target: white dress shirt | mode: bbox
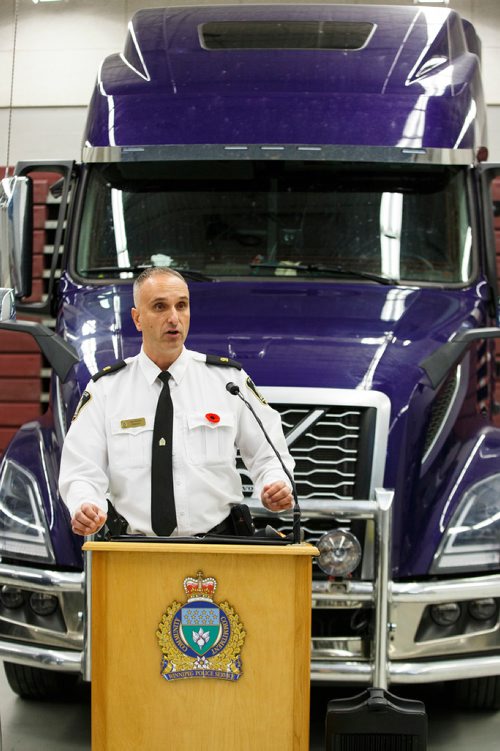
[59,347,294,536]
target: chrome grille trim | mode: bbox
[243,386,391,503]
[282,408,326,444]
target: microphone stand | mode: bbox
[226,382,302,544]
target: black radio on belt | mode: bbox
[104,501,129,538]
[229,504,256,536]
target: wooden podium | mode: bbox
[84,541,317,751]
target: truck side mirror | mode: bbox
[0,175,33,299]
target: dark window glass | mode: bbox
[76,161,472,286]
[201,21,374,51]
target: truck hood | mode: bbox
[190,283,487,411]
[61,278,486,416]
[60,277,490,577]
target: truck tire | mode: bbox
[452,676,500,710]
[3,662,80,701]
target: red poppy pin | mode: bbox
[205,413,220,424]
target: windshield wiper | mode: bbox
[82,265,148,275]
[305,264,396,285]
[179,269,214,282]
[249,262,396,285]
[80,266,214,281]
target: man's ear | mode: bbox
[131,307,142,331]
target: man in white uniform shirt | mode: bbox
[59,267,294,537]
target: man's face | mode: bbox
[131,274,190,368]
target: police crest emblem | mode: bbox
[156,571,246,682]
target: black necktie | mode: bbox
[151,371,177,535]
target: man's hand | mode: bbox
[261,481,293,512]
[71,503,107,536]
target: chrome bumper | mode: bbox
[0,629,497,684]
[0,563,83,593]
[0,642,82,672]
[298,491,500,686]
[0,562,84,674]
[0,501,498,686]
[312,573,500,606]
[311,573,500,685]
[311,654,500,684]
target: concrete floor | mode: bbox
[0,663,499,750]
[0,664,90,750]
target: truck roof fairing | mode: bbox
[82,4,485,159]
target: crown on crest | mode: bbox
[183,571,217,601]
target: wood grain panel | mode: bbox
[86,542,316,751]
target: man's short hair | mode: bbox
[133,267,186,306]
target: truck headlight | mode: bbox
[431,475,500,574]
[0,459,55,563]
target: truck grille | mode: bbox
[238,403,376,502]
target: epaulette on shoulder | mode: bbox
[205,354,242,370]
[91,360,127,382]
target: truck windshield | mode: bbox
[76,161,472,285]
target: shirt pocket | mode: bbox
[108,414,154,470]
[184,412,235,466]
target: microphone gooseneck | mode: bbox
[226,381,302,544]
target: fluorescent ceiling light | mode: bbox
[413,0,449,5]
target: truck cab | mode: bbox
[0,4,499,707]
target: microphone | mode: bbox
[226,381,302,544]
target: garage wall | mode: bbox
[0,0,500,163]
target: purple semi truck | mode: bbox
[0,4,499,707]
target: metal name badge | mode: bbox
[156,571,246,682]
[120,417,146,429]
